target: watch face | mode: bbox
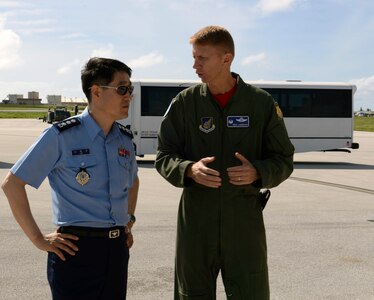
[129,214,136,223]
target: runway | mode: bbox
[0,119,373,300]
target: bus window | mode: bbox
[141,86,187,116]
[264,88,352,118]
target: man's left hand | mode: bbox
[227,152,260,185]
[125,225,134,248]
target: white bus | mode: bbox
[119,79,359,156]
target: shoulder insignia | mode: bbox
[274,102,283,119]
[53,118,81,132]
[116,123,134,139]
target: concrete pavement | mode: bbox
[0,119,373,300]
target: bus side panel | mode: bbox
[285,118,353,152]
[139,116,163,155]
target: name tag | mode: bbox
[227,116,249,128]
[72,149,90,155]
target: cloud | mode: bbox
[57,59,82,75]
[91,44,114,58]
[128,52,165,69]
[241,53,266,66]
[351,75,374,96]
[255,0,297,15]
[60,32,86,40]
[0,1,22,8]
[0,17,22,69]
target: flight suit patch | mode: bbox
[227,116,249,128]
[275,102,283,119]
[199,117,215,133]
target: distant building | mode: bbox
[1,92,42,105]
[62,97,88,106]
[16,91,42,105]
[2,92,87,106]
[47,95,62,105]
[355,111,374,117]
[7,94,23,104]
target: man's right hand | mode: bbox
[186,156,221,188]
[34,230,79,261]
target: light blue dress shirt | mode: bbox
[11,108,138,228]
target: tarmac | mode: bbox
[0,119,373,300]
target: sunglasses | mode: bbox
[98,85,134,95]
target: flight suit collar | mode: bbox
[200,72,242,97]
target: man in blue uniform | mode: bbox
[1,57,139,300]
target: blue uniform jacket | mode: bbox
[11,108,138,228]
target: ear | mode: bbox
[224,53,233,65]
[90,85,101,99]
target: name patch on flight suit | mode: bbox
[199,117,215,133]
[227,116,249,128]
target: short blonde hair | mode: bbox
[189,25,235,56]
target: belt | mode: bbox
[58,226,125,239]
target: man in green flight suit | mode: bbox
[155,25,295,300]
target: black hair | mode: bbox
[81,57,132,102]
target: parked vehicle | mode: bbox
[47,107,71,123]
[118,79,359,156]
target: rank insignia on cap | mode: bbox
[76,168,90,186]
[275,102,283,119]
[199,117,215,133]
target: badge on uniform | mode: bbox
[227,116,249,128]
[76,168,90,186]
[275,102,283,119]
[118,147,130,158]
[72,148,90,156]
[199,117,215,133]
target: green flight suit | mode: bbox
[155,74,294,300]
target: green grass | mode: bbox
[354,116,374,132]
[0,112,47,119]
[0,104,48,110]
[0,104,85,119]
[1,105,374,132]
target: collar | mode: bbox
[80,107,103,141]
[81,108,123,142]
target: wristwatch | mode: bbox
[128,214,136,224]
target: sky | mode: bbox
[0,0,373,110]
